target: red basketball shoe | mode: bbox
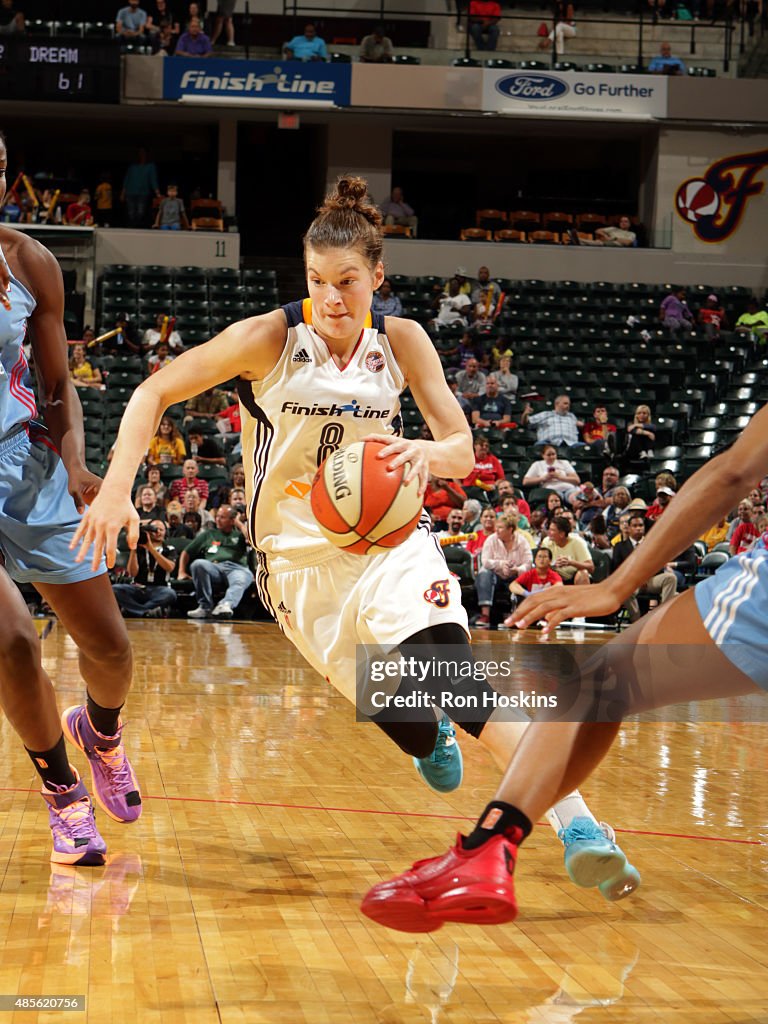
[361,832,520,933]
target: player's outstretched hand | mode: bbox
[67,467,103,515]
[365,435,429,496]
[508,578,625,631]
[70,487,140,571]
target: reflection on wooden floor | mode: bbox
[0,619,766,1023]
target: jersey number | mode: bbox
[316,423,345,466]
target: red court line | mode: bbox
[2,786,765,846]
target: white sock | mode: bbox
[546,790,599,837]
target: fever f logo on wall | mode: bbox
[675,148,768,243]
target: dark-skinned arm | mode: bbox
[21,238,101,513]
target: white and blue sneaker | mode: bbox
[413,716,463,793]
[559,816,641,902]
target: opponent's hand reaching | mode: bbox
[70,486,140,571]
[67,466,103,516]
[366,435,430,497]
[508,577,626,631]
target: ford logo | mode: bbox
[495,73,570,101]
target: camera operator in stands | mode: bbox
[112,520,178,618]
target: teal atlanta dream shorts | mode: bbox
[694,535,768,690]
[0,426,105,584]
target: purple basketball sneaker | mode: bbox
[41,770,107,866]
[61,706,142,823]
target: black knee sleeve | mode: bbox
[397,623,497,739]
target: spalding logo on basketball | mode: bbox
[311,438,422,555]
[675,179,720,224]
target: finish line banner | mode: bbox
[163,58,351,106]
[482,69,668,119]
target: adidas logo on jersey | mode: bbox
[292,348,312,364]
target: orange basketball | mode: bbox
[310,438,423,555]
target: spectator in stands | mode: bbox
[182,487,213,528]
[210,0,235,47]
[283,23,328,61]
[648,41,686,75]
[169,458,209,507]
[179,505,252,619]
[659,287,694,339]
[466,506,495,559]
[379,187,418,236]
[471,374,514,431]
[0,0,25,34]
[435,508,468,545]
[143,312,183,353]
[494,351,518,400]
[456,332,487,370]
[729,500,760,554]
[69,343,102,389]
[65,191,94,227]
[697,293,727,340]
[93,173,113,226]
[504,547,563,625]
[186,427,226,466]
[622,404,656,465]
[601,464,621,498]
[360,25,394,62]
[185,386,230,424]
[112,519,177,619]
[147,415,186,465]
[523,444,581,501]
[462,436,505,496]
[538,0,576,54]
[570,480,604,527]
[424,474,467,531]
[116,0,148,44]
[726,498,754,541]
[699,515,729,551]
[147,340,175,374]
[605,485,631,537]
[462,498,483,534]
[521,394,583,447]
[209,462,245,508]
[152,18,177,54]
[645,485,675,527]
[165,500,191,538]
[101,312,141,356]
[183,510,203,536]
[570,216,636,247]
[581,405,617,455]
[612,513,677,622]
[469,0,501,49]
[153,184,190,230]
[175,16,213,55]
[147,0,180,36]
[734,298,768,342]
[371,278,403,317]
[542,491,563,523]
[455,356,486,400]
[136,484,165,525]
[585,513,612,550]
[121,148,160,228]
[140,464,167,508]
[495,478,531,519]
[473,514,532,627]
[542,515,593,587]
[216,400,241,438]
[471,266,503,329]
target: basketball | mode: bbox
[675,178,719,223]
[311,438,423,555]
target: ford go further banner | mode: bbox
[482,69,668,119]
[163,58,351,106]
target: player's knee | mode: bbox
[371,715,438,758]
[0,625,42,682]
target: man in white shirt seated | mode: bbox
[142,312,183,353]
[472,514,533,628]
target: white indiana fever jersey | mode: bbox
[236,299,408,573]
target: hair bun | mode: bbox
[319,175,383,229]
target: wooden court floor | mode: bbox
[0,619,766,1024]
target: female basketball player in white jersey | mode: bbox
[363,405,768,932]
[0,132,141,868]
[73,176,638,899]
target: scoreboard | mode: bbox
[0,37,120,103]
